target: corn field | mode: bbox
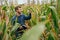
[0,0,60,40]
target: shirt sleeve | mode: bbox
[24,13,31,20]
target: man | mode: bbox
[11,6,31,38]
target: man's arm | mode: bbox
[24,10,32,20]
[24,13,31,20]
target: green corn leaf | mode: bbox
[48,33,55,40]
[11,23,20,34]
[47,31,57,40]
[49,6,59,33]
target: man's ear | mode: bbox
[16,10,18,12]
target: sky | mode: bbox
[18,0,51,4]
[18,0,41,4]
[18,0,27,4]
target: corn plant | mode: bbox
[0,0,59,40]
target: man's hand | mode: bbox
[27,10,32,14]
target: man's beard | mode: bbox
[18,12,21,14]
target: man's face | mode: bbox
[16,7,23,13]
